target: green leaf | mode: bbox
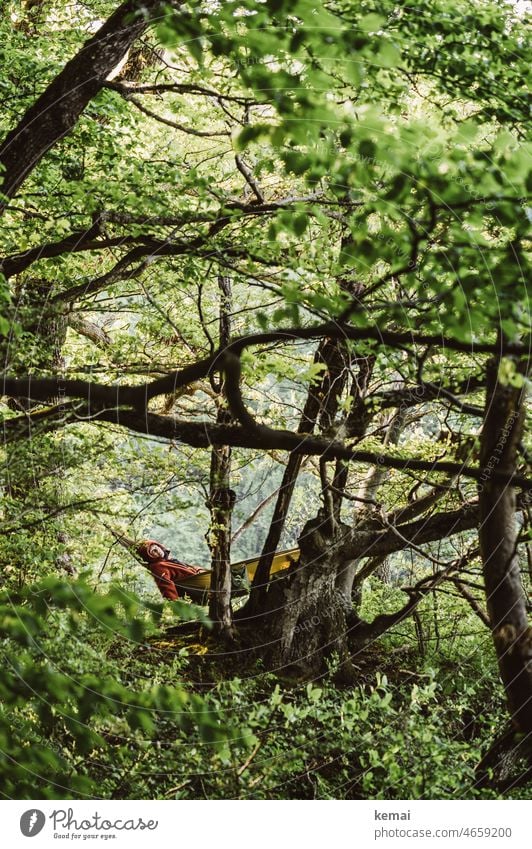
[376,41,401,69]
[358,14,386,34]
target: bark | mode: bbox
[374,558,391,585]
[331,355,375,521]
[475,725,532,789]
[68,315,112,348]
[478,357,532,734]
[3,278,69,414]
[206,277,235,638]
[0,0,170,209]
[207,451,235,636]
[255,512,357,680]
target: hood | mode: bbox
[137,539,171,563]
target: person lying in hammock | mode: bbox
[137,539,207,602]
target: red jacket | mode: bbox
[137,540,204,601]
[147,559,204,601]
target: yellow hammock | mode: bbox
[105,524,299,592]
[177,547,300,592]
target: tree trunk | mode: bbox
[207,439,235,637]
[253,498,483,677]
[247,337,349,613]
[478,356,532,734]
[256,512,357,680]
[206,277,235,638]
[3,281,72,579]
[335,402,405,608]
[0,0,164,208]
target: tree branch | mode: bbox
[49,219,228,303]
[3,403,529,491]
[342,501,481,561]
[103,79,252,106]
[68,315,112,348]
[447,577,490,628]
[234,155,265,203]
[128,96,230,137]
[373,374,485,416]
[351,557,463,644]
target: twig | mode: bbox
[237,740,263,777]
[234,154,264,203]
[129,96,230,137]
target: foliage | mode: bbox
[0,575,235,798]
[0,0,530,800]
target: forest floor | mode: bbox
[137,624,421,692]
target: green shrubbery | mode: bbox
[0,577,232,798]
[1,570,529,800]
[153,672,498,801]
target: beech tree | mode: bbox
[1,0,530,771]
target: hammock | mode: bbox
[104,523,299,593]
[173,547,300,592]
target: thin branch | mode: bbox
[103,79,253,106]
[231,487,282,544]
[50,218,228,303]
[128,96,230,137]
[234,155,264,203]
[352,554,465,644]
[447,576,490,627]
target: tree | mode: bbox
[1,0,530,765]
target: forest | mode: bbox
[0,0,531,800]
